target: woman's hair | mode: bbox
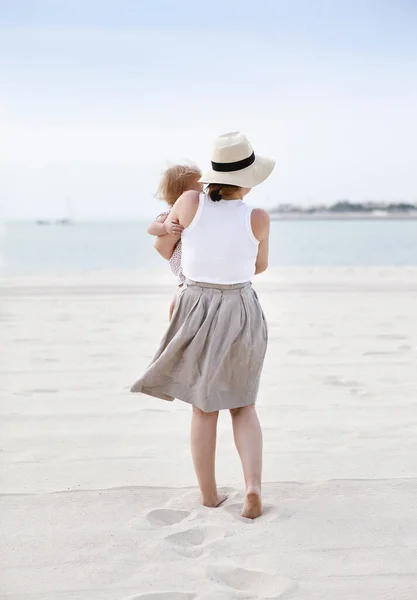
[157,164,201,206]
[206,183,241,202]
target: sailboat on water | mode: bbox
[36,198,74,225]
[55,197,73,225]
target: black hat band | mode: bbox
[211,151,255,173]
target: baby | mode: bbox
[148,164,202,318]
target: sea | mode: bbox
[1,219,417,274]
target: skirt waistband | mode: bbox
[185,278,251,291]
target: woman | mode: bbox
[131,132,274,519]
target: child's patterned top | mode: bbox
[159,211,185,285]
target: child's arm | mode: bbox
[154,203,182,259]
[147,213,168,236]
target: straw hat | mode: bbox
[199,131,275,188]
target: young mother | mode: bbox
[131,132,274,519]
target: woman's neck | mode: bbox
[223,193,243,201]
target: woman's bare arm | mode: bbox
[147,213,168,236]
[251,209,270,275]
[154,191,200,260]
[154,233,181,259]
[153,202,181,259]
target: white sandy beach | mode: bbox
[1,267,417,600]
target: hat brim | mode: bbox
[199,155,275,188]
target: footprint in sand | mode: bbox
[165,526,227,556]
[285,348,312,356]
[323,375,361,388]
[207,566,297,598]
[363,350,402,356]
[129,593,195,600]
[219,486,240,498]
[24,388,60,395]
[198,595,246,600]
[146,508,191,528]
[375,333,407,340]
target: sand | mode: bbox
[1,267,417,599]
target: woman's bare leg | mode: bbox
[230,404,263,519]
[191,407,227,507]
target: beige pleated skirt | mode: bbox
[130,279,268,412]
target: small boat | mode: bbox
[55,197,73,225]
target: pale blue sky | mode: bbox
[1,0,416,218]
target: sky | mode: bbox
[0,0,416,219]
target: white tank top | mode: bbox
[181,193,259,284]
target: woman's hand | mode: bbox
[164,219,184,236]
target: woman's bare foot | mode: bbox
[201,492,228,508]
[242,486,262,519]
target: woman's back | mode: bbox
[181,193,259,284]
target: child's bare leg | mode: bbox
[169,293,176,320]
[191,406,227,507]
[169,285,182,320]
[230,404,263,519]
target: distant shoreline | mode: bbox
[269,212,417,221]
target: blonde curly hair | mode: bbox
[157,164,202,206]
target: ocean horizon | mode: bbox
[1,219,417,274]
